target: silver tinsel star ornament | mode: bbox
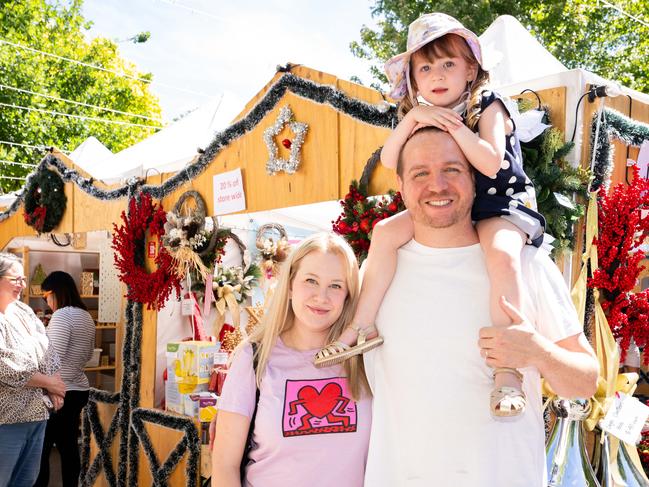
[263,105,308,175]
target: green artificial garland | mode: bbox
[22,167,67,233]
[519,101,590,256]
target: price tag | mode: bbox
[148,241,157,258]
[181,298,194,316]
[600,393,649,445]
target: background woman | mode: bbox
[211,233,371,487]
[0,252,64,487]
[34,271,96,487]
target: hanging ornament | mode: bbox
[162,190,217,280]
[545,398,599,486]
[255,223,290,282]
[263,105,308,175]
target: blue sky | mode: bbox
[81,0,379,124]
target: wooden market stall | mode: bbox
[0,61,647,486]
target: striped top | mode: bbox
[46,306,95,391]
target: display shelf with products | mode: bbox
[9,244,123,392]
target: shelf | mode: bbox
[80,294,100,298]
[96,325,117,329]
[84,365,115,371]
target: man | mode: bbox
[363,127,598,486]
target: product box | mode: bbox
[165,380,209,415]
[166,341,220,384]
[183,392,218,422]
[80,272,94,296]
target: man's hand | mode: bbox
[478,297,549,369]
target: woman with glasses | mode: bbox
[34,271,96,487]
[0,252,64,487]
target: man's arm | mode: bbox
[479,297,599,399]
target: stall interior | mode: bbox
[5,230,124,391]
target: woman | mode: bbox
[34,271,96,487]
[211,233,371,487]
[0,252,64,487]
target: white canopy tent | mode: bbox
[481,15,649,167]
[67,136,113,176]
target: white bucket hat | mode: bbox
[384,13,483,101]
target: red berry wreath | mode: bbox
[112,193,182,310]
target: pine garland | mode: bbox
[520,105,589,256]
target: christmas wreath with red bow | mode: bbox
[112,193,182,310]
[23,167,67,233]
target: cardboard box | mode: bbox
[183,392,218,422]
[166,341,220,384]
[80,272,94,296]
[85,348,102,368]
[165,380,208,415]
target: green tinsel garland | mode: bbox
[22,167,67,233]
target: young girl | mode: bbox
[212,233,371,486]
[315,13,546,418]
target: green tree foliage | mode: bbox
[0,0,163,192]
[351,0,649,93]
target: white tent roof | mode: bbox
[67,136,113,176]
[479,15,568,88]
[90,96,238,183]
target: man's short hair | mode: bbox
[396,126,446,178]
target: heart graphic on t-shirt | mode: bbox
[296,383,344,418]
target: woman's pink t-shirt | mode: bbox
[218,338,372,487]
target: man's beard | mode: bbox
[406,192,472,229]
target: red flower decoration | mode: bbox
[112,193,182,311]
[332,180,405,263]
[281,138,292,149]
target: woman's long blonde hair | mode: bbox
[241,232,368,400]
[397,33,489,131]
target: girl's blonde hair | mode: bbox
[397,33,490,131]
[241,232,368,400]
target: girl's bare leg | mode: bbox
[329,211,413,347]
[476,217,526,415]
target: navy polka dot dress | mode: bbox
[471,91,546,247]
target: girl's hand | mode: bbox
[407,105,464,133]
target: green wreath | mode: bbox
[23,167,67,233]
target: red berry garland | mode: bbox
[588,166,649,362]
[112,193,182,311]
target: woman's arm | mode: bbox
[448,102,511,178]
[45,310,71,364]
[26,371,66,397]
[211,410,251,487]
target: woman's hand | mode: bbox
[51,394,64,411]
[46,372,66,397]
[27,371,66,397]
